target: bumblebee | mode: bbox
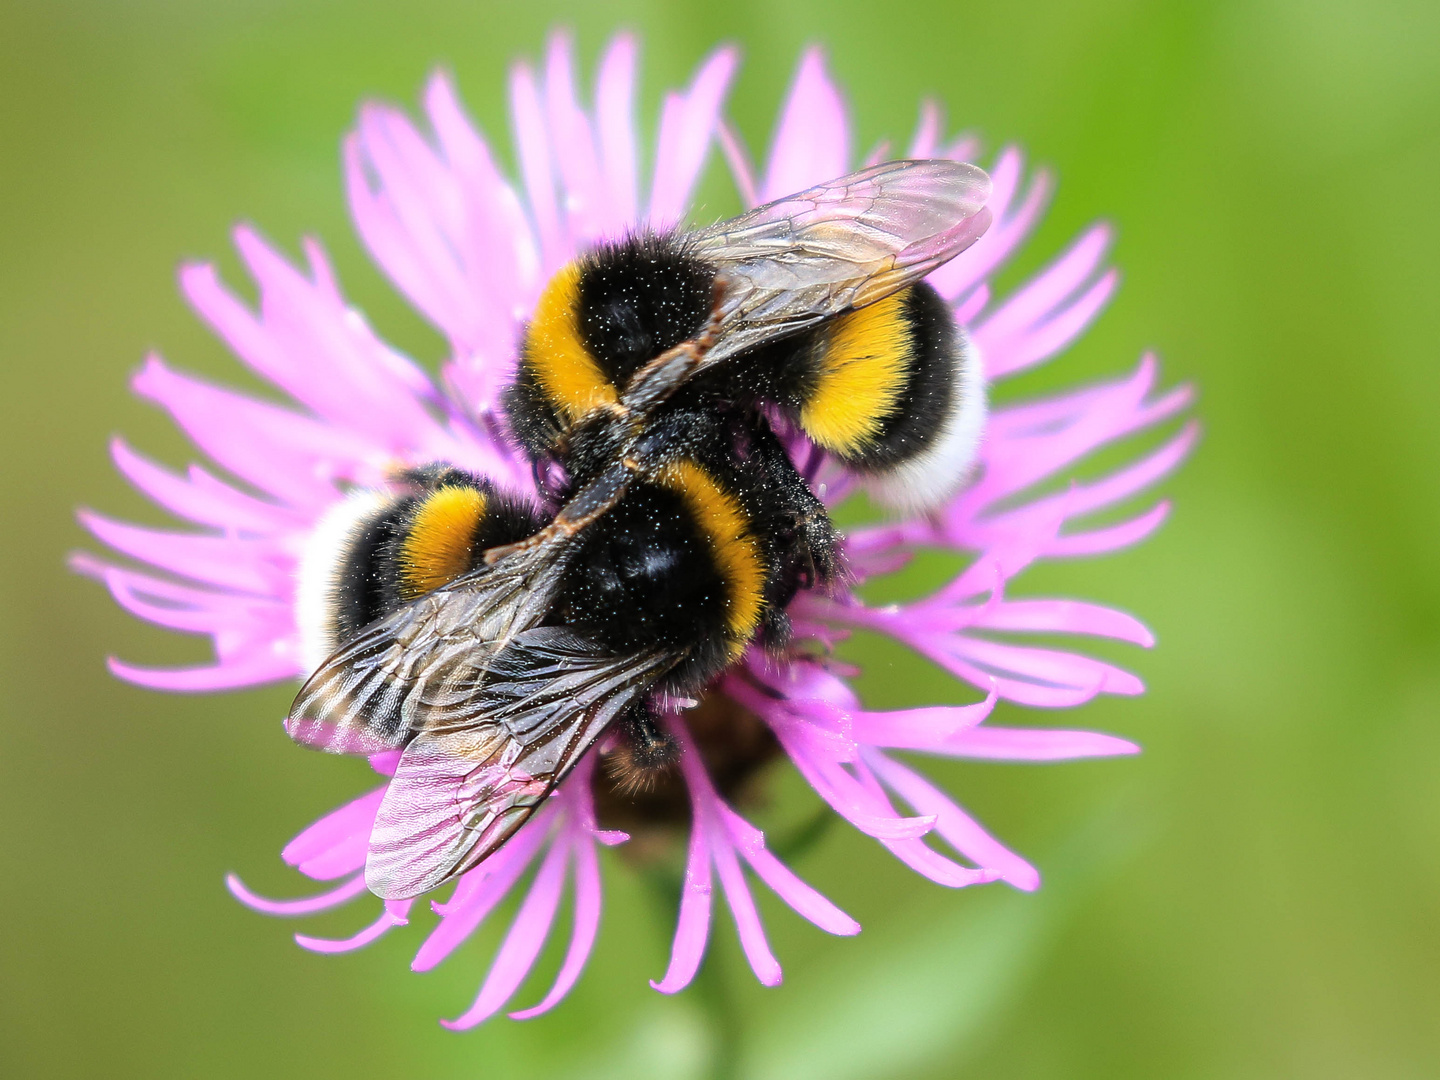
[288,159,993,899]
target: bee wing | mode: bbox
[688,159,993,363]
[285,538,570,756]
[364,627,676,899]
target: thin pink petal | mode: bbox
[595,33,640,226]
[849,693,999,751]
[717,118,759,208]
[107,650,299,692]
[974,225,1112,343]
[982,271,1119,380]
[941,726,1140,761]
[1047,503,1172,557]
[131,355,368,509]
[76,556,283,640]
[509,830,602,1020]
[838,756,999,888]
[411,815,551,972]
[931,151,1051,300]
[950,637,1145,698]
[711,819,782,986]
[110,439,294,534]
[509,61,563,270]
[345,130,473,351]
[907,100,942,158]
[648,47,738,226]
[225,871,369,917]
[865,750,1040,890]
[442,834,570,1029]
[78,510,281,595]
[543,32,607,244]
[281,786,386,880]
[761,47,851,200]
[420,72,539,361]
[971,599,1154,646]
[722,806,859,937]
[296,898,413,954]
[651,799,714,994]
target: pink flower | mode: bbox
[75,32,1193,1026]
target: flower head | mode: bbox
[76,32,1193,1026]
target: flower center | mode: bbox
[592,691,780,838]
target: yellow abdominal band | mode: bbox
[524,261,619,422]
[657,461,766,656]
[799,291,911,455]
[398,486,487,599]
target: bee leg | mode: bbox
[605,703,680,795]
[744,415,845,588]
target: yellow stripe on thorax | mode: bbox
[799,291,912,454]
[657,461,765,656]
[398,486,487,599]
[524,261,618,423]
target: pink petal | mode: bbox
[443,834,570,1029]
[131,355,368,509]
[1052,422,1199,523]
[110,439,295,534]
[183,233,444,454]
[953,282,990,325]
[225,871,369,916]
[760,48,851,201]
[509,830,602,1019]
[954,637,1143,695]
[907,100,942,158]
[973,225,1111,344]
[648,47,738,226]
[941,726,1140,761]
[650,801,714,994]
[721,805,859,936]
[411,814,552,972]
[847,758,999,888]
[420,72,539,366]
[877,832,999,887]
[296,898,413,954]
[864,750,1040,890]
[595,33,640,226]
[982,271,1119,380]
[344,125,475,352]
[543,32,607,244]
[710,817,782,987]
[509,61,564,270]
[74,555,283,640]
[769,722,937,840]
[78,510,281,595]
[970,599,1154,646]
[107,649,300,692]
[1047,503,1172,557]
[931,150,1051,301]
[717,119,759,208]
[281,786,386,880]
[849,693,999,751]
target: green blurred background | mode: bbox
[3,0,1439,1076]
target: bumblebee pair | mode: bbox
[289,159,993,899]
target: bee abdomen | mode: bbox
[505,234,716,458]
[791,282,986,513]
[295,468,545,673]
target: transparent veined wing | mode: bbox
[284,536,573,756]
[364,627,677,899]
[687,159,992,364]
